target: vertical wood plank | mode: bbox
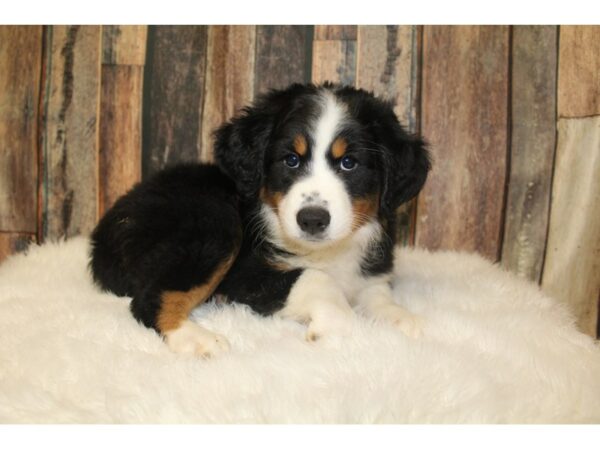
[200,25,256,162]
[312,25,357,86]
[255,26,311,95]
[416,26,510,261]
[99,26,146,214]
[501,26,558,281]
[558,26,600,118]
[314,26,357,40]
[0,232,34,264]
[41,25,102,240]
[142,26,208,176]
[356,25,421,245]
[541,117,600,337]
[0,26,42,233]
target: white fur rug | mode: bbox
[0,238,599,424]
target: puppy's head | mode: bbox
[214,83,430,251]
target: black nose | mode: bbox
[296,207,331,235]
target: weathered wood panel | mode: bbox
[356,25,421,246]
[312,26,357,86]
[0,232,34,264]
[314,26,357,40]
[0,26,42,233]
[501,26,558,281]
[41,25,101,240]
[558,26,600,118]
[541,117,600,337]
[255,26,311,95]
[416,26,510,261]
[99,26,146,215]
[102,25,147,66]
[200,26,256,162]
[142,26,208,176]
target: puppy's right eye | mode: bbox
[284,153,300,168]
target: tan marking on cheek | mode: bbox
[260,187,284,212]
[331,137,348,159]
[293,134,307,156]
[351,195,380,230]
[157,254,236,334]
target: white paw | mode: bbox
[305,309,355,342]
[164,320,230,359]
[375,304,424,339]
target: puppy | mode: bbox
[90,83,430,357]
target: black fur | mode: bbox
[90,83,430,335]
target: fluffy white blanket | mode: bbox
[0,238,599,423]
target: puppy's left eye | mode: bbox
[284,153,300,168]
[340,155,357,171]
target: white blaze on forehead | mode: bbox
[312,91,346,163]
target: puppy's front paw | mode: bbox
[305,310,355,342]
[164,320,230,358]
[375,304,424,339]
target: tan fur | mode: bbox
[293,134,308,156]
[260,187,283,211]
[351,195,379,230]
[157,255,235,333]
[331,137,348,159]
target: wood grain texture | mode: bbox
[0,26,42,233]
[99,25,146,215]
[142,26,208,176]
[558,26,600,118]
[200,25,256,162]
[255,26,311,95]
[501,26,558,281]
[315,25,357,40]
[102,25,148,65]
[416,26,509,261]
[0,232,35,264]
[356,25,421,246]
[312,40,356,85]
[541,117,600,337]
[99,66,143,214]
[41,25,101,240]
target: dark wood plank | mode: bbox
[142,26,208,176]
[0,26,42,233]
[501,26,558,282]
[200,26,256,162]
[255,26,311,95]
[541,117,600,337]
[558,26,600,118]
[0,232,35,264]
[102,25,147,66]
[315,25,357,40]
[356,25,421,246]
[41,25,102,240]
[416,26,510,261]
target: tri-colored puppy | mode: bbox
[90,83,431,357]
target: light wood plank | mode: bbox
[312,40,356,86]
[102,25,148,66]
[315,25,357,40]
[200,25,256,162]
[541,117,600,337]
[41,25,101,240]
[142,26,208,176]
[255,26,311,95]
[356,25,420,245]
[0,232,35,264]
[558,26,600,118]
[0,26,42,233]
[501,26,558,281]
[416,26,510,261]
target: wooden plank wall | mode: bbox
[0,25,598,338]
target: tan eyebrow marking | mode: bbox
[331,137,348,159]
[293,134,308,156]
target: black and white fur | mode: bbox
[90,83,431,357]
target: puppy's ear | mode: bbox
[213,106,274,199]
[375,116,431,215]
